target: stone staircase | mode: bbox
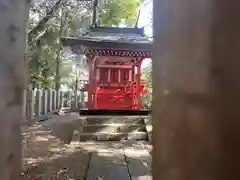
[75,116,150,142]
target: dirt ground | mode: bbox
[20,114,90,180]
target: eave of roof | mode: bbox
[61,37,152,51]
[88,26,145,35]
[61,26,152,51]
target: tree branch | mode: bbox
[28,0,63,43]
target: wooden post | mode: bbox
[136,58,142,109]
[0,0,27,179]
[42,90,48,115]
[52,90,56,111]
[35,90,42,117]
[68,91,72,108]
[87,56,94,109]
[153,0,240,179]
[47,90,52,112]
[60,91,64,108]
[30,90,35,119]
[26,90,34,119]
[56,90,60,109]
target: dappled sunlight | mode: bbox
[80,140,152,152]
[21,117,152,179]
[21,113,152,179]
[124,148,150,155]
[86,141,152,180]
[34,136,49,141]
[21,118,90,180]
[132,175,152,180]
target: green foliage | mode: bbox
[141,60,152,92]
[28,24,60,89]
[141,59,152,109]
[59,60,73,79]
[28,0,93,89]
[59,60,75,90]
[100,0,140,26]
[27,0,142,90]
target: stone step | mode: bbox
[79,132,148,142]
[144,118,152,143]
[80,116,145,125]
[82,124,146,133]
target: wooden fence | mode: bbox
[24,90,85,119]
[23,89,152,120]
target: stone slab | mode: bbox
[124,146,152,180]
[144,118,152,143]
[87,148,130,180]
[82,124,146,133]
[79,132,148,142]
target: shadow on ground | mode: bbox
[21,114,152,180]
[21,114,89,180]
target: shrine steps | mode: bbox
[75,116,150,142]
[79,132,148,141]
[82,124,146,133]
[79,109,151,116]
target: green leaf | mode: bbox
[100,0,140,26]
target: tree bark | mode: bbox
[0,1,27,179]
[153,0,240,180]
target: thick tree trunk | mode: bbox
[0,1,27,179]
[153,0,240,180]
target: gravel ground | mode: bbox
[20,115,90,180]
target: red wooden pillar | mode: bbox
[86,55,96,109]
[95,68,100,109]
[136,57,143,109]
[131,58,136,109]
[92,58,97,109]
[87,60,92,109]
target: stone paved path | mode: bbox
[81,141,152,180]
[21,114,152,180]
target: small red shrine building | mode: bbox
[61,27,152,112]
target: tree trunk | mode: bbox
[28,0,62,44]
[92,0,98,27]
[153,0,240,180]
[23,3,30,119]
[0,1,27,179]
[55,7,64,90]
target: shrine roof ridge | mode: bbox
[88,26,145,35]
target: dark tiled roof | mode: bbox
[61,27,152,51]
[88,27,145,35]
